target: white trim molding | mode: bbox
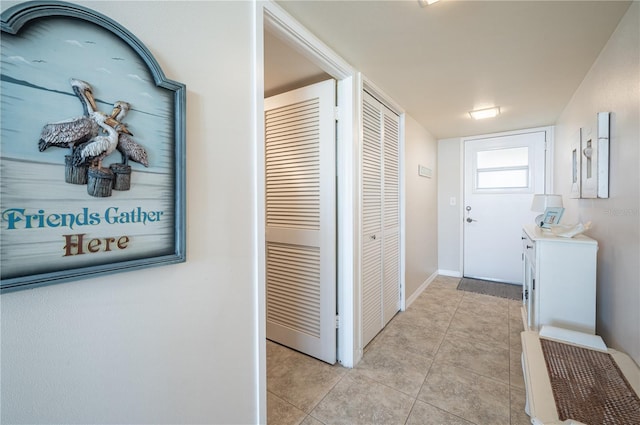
[253,4,266,424]
[438,269,462,278]
[405,271,439,308]
[263,2,353,79]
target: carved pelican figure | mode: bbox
[115,132,149,167]
[110,100,130,122]
[38,79,100,152]
[107,101,149,167]
[71,111,121,169]
[38,79,127,153]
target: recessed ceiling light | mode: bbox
[469,106,501,120]
[418,0,440,7]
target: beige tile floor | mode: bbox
[267,275,530,425]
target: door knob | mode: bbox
[466,217,477,223]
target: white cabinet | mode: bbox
[522,224,598,334]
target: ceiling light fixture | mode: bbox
[469,106,501,120]
[418,0,440,7]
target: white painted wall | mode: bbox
[404,115,438,301]
[553,2,639,365]
[1,1,262,423]
[437,138,462,276]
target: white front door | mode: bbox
[264,79,336,364]
[463,130,546,284]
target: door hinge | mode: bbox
[334,106,339,121]
[335,315,340,329]
[533,278,535,290]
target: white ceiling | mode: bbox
[265,0,631,140]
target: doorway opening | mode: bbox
[260,2,358,370]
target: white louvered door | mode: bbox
[362,91,400,347]
[264,79,336,364]
[382,109,400,326]
[362,95,383,346]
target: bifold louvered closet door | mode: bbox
[264,80,337,364]
[362,91,400,347]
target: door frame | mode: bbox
[261,0,357,366]
[255,3,359,422]
[459,126,555,277]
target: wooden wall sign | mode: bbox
[1,1,186,291]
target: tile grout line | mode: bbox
[413,284,488,425]
[402,396,419,425]
[426,401,482,425]
[267,390,310,425]
[354,311,439,399]
[418,279,510,424]
[408,281,466,425]
[414,286,465,406]
[437,289,514,424]
[430,284,519,424]
[305,288,446,425]
[303,365,348,424]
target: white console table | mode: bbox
[521,224,598,334]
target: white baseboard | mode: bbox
[406,270,438,308]
[438,269,462,278]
